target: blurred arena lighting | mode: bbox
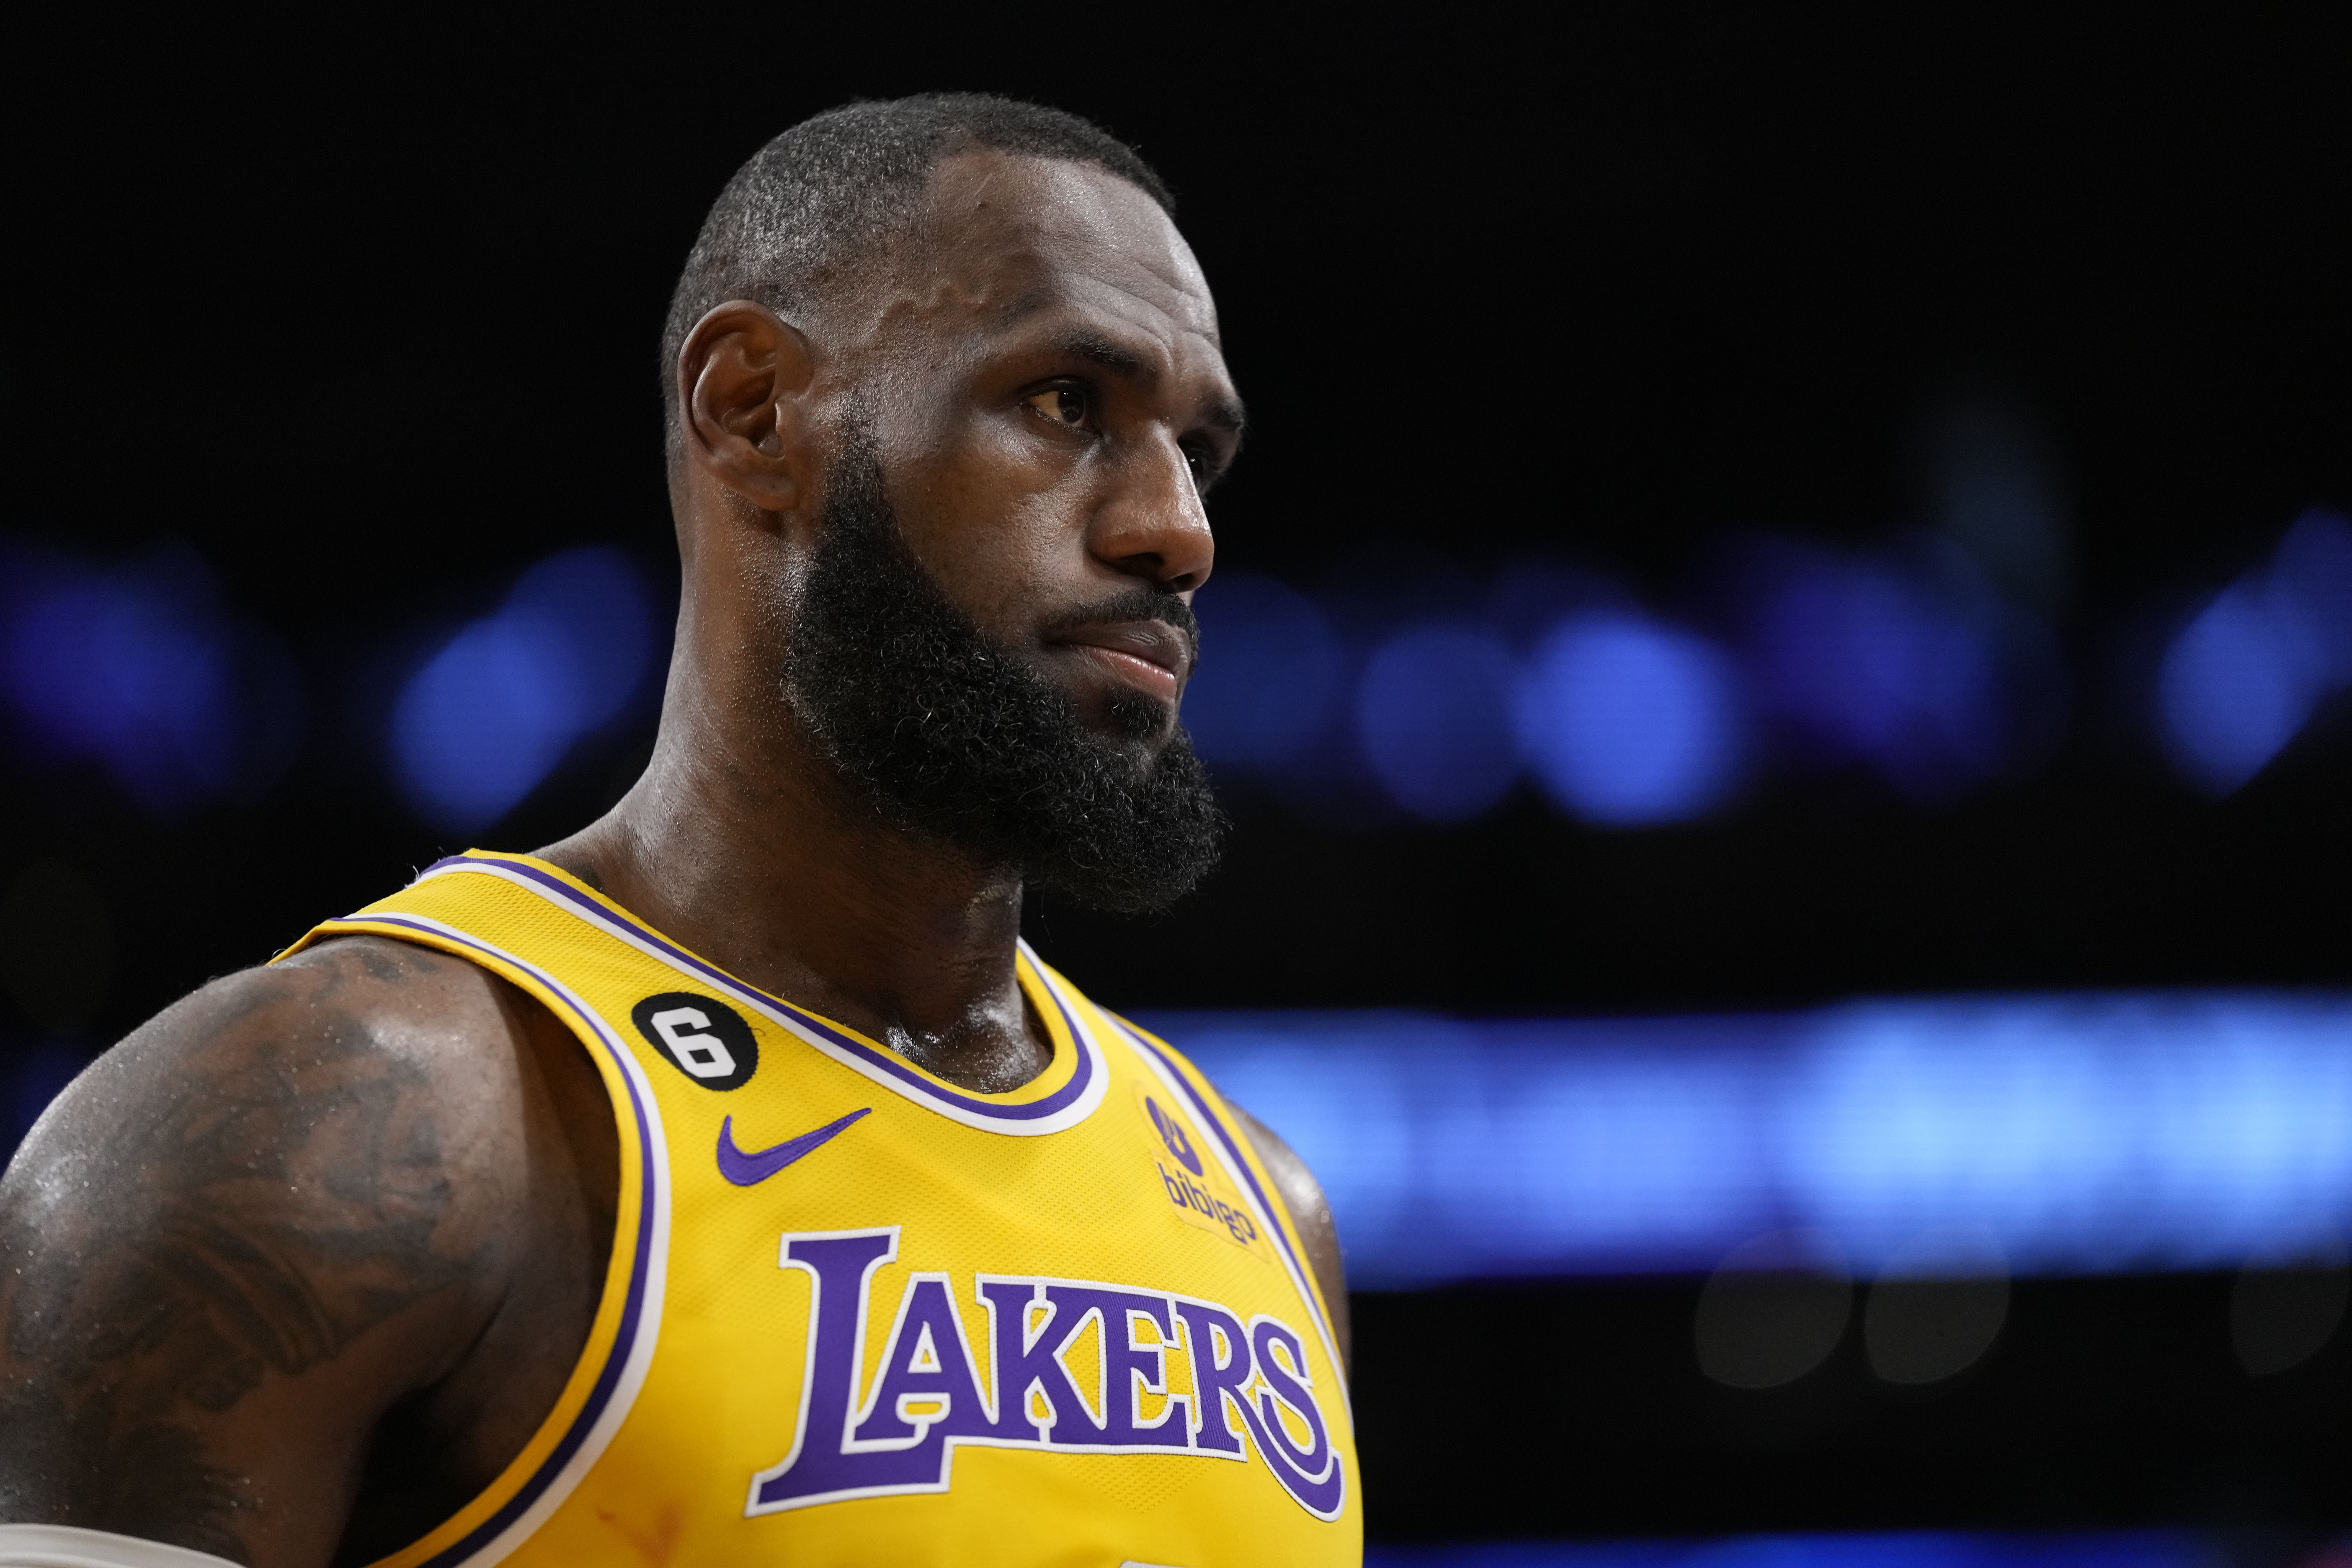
[1177,524,2112,827]
[1514,611,1746,825]
[389,546,656,835]
[0,539,304,813]
[1356,624,1522,822]
[2156,508,2352,795]
[1724,535,2017,802]
[1363,1529,2217,1567]
[1144,991,2352,1288]
[1183,573,1346,771]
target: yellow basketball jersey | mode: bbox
[280,851,1360,1568]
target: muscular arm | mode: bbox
[1232,1106,1350,1377]
[0,938,613,1568]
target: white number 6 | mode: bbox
[649,1006,738,1078]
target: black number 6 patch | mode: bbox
[631,991,759,1091]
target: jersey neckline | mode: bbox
[416,851,1110,1137]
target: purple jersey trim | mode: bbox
[421,855,1098,1124]
[326,913,660,1568]
[1107,1016,1338,1359]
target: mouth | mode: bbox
[1047,619,1193,705]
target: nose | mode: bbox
[1087,427,1215,594]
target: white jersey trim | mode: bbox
[410,856,1111,1137]
[0,1524,242,1568]
[313,909,674,1568]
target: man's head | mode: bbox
[661,96,1240,911]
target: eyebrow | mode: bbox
[1052,328,1154,380]
[1049,327,1248,435]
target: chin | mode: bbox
[1099,689,1176,746]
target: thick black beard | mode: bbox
[779,433,1224,913]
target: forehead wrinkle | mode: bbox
[981,264,1217,354]
[923,153,1215,327]
[934,243,1222,388]
[991,281,1059,327]
[1057,266,1224,365]
[843,241,1044,363]
[848,154,1227,402]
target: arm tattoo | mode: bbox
[0,952,481,1560]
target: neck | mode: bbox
[536,638,1051,1094]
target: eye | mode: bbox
[1022,385,1091,429]
[1181,438,1225,491]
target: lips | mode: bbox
[1050,619,1193,700]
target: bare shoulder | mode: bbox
[1228,1101,1351,1376]
[0,937,565,1565]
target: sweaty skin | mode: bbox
[0,152,1345,1568]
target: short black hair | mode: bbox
[660,93,1173,444]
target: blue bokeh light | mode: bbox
[1738,540,2008,800]
[0,541,299,814]
[2156,580,2328,795]
[1173,509,2346,824]
[2156,509,2352,796]
[1514,611,1744,826]
[1147,990,2352,1288]
[1182,574,1346,771]
[390,546,657,835]
[1355,624,1522,822]
[2272,508,2352,680]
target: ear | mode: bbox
[676,300,818,517]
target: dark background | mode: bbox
[4,8,2348,1550]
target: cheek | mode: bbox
[948,503,1074,639]
[890,415,1050,554]
[892,442,1094,637]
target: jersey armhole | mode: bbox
[284,915,664,1568]
[1095,1008,1350,1376]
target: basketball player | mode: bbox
[0,96,1357,1567]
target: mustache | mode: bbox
[1037,586,1201,663]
